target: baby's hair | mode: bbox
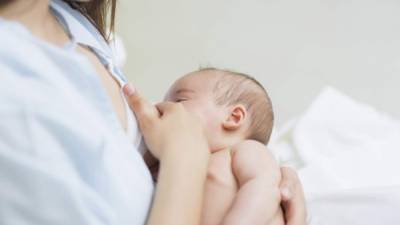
[197,67,274,144]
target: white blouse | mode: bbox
[0,0,154,224]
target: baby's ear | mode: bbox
[222,104,247,131]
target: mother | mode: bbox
[0,0,306,224]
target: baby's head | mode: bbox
[165,68,274,152]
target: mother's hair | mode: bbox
[62,0,117,41]
[0,0,117,41]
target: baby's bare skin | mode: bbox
[202,140,284,225]
[202,148,237,225]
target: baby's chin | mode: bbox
[208,141,230,153]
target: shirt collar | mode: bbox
[50,0,112,59]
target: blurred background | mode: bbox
[115,0,400,125]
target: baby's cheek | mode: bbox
[180,101,193,110]
[182,100,220,130]
[180,102,207,125]
[181,102,200,117]
[202,109,223,135]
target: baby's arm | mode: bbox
[222,140,284,225]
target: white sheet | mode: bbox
[307,186,400,225]
[269,87,400,225]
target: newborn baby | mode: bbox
[164,68,283,225]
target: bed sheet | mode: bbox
[269,87,400,225]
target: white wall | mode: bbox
[117,0,400,125]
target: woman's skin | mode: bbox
[0,1,307,224]
[280,167,307,225]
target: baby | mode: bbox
[164,68,283,225]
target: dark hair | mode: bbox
[0,0,12,6]
[1,1,117,42]
[63,0,117,42]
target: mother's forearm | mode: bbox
[146,149,209,225]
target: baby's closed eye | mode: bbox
[175,98,188,102]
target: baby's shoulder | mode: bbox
[231,140,273,161]
[231,140,267,153]
[231,140,279,179]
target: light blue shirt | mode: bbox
[0,1,154,224]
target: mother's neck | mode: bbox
[0,0,69,46]
[0,0,51,30]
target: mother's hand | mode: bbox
[123,84,208,161]
[280,167,307,225]
[123,84,209,225]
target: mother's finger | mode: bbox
[280,167,307,225]
[280,167,298,200]
[123,84,159,129]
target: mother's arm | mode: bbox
[123,85,210,225]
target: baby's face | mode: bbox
[164,72,227,151]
